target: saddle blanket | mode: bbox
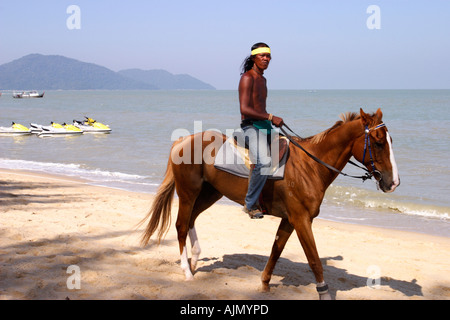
[213,130,289,180]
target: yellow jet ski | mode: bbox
[73,117,111,133]
[63,123,83,132]
[0,122,32,136]
[37,122,83,137]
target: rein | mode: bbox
[279,122,386,182]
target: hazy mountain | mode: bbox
[0,54,215,90]
[118,69,215,90]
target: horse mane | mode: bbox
[308,112,361,144]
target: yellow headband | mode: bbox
[251,47,271,56]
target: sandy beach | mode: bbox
[0,169,449,300]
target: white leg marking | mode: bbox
[180,246,194,281]
[189,227,201,271]
[386,132,400,191]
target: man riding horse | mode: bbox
[139,43,400,300]
[239,43,284,219]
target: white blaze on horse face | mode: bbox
[386,132,400,191]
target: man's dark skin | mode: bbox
[239,52,284,127]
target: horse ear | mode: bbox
[360,108,370,126]
[376,108,383,121]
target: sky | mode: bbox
[1,0,449,90]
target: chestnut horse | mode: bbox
[140,108,400,299]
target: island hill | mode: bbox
[0,54,215,90]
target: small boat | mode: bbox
[0,122,32,136]
[73,117,111,134]
[13,91,45,98]
[36,122,83,137]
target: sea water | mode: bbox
[0,90,449,237]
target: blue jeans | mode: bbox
[242,125,272,209]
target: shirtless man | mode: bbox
[239,43,284,219]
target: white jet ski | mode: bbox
[37,122,84,137]
[0,122,32,136]
[73,117,111,134]
[30,123,44,134]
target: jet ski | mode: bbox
[73,117,111,134]
[36,122,83,137]
[0,122,32,136]
[30,123,44,133]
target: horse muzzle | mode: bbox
[379,173,401,193]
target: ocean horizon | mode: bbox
[1,89,449,237]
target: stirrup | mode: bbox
[243,205,264,219]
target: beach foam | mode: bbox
[326,184,449,220]
[0,158,157,192]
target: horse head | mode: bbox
[352,108,400,193]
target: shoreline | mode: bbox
[3,169,447,240]
[2,167,449,238]
[1,168,449,299]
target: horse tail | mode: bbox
[139,158,176,246]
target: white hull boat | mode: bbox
[0,123,32,136]
[73,117,111,134]
[33,122,84,137]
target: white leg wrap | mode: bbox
[316,281,332,300]
[316,281,329,294]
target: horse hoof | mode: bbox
[190,260,198,272]
[183,270,195,281]
[260,283,270,293]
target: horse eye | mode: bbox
[374,142,384,149]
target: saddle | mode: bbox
[214,129,289,180]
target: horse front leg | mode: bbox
[261,218,294,292]
[293,217,332,300]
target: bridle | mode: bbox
[280,122,387,183]
[362,123,386,182]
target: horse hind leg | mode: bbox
[188,182,223,272]
[176,201,197,281]
[177,182,223,280]
[188,227,201,272]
